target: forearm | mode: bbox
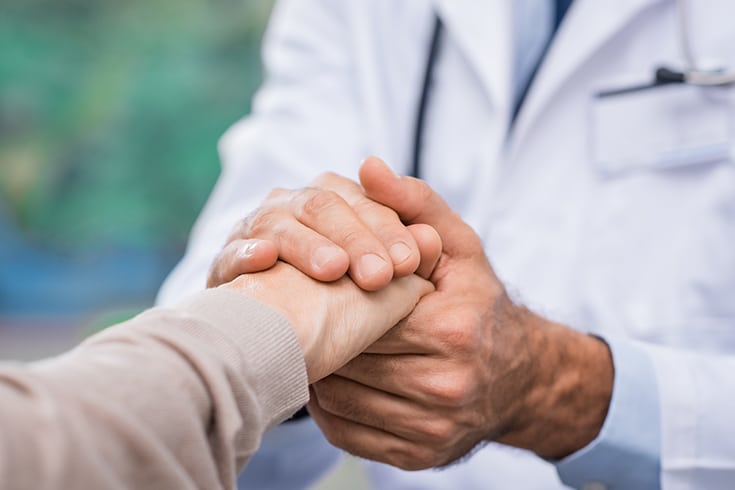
[497,309,614,460]
[0,289,308,490]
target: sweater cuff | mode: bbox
[177,288,309,430]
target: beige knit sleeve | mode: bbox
[0,288,309,490]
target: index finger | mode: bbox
[311,172,422,278]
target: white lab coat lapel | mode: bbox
[434,0,513,124]
[510,0,665,151]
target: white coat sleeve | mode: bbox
[157,1,368,487]
[556,338,661,490]
[157,0,368,305]
[647,344,735,489]
[560,336,735,489]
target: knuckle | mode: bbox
[442,327,479,355]
[422,371,474,407]
[437,310,483,354]
[227,215,252,242]
[339,227,367,249]
[351,195,387,216]
[265,186,289,201]
[297,189,343,221]
[437,384,466,407]
[315,385,358,419]
[358,203,409,239]
[418,417,456,443]
[239,187,300,238]
[310,171,341,186]
[236,208,261,237]
[245,207,287,239]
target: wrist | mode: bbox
[222,275,315,358]
[498,314,614,459]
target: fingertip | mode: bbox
[351,253,393,291]
[310,245,350,281]
[359,156,399,189]
[408,224,442,254]
[359,158,429,226]
[389,241,421,277]
[360,155,389,172]
[242,238,278,258]
[407,224,442,279]
[416,279,436,299]
[235,239,279,271]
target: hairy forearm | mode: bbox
[497,310,614,460]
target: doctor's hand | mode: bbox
[208,169,437,291]
[221,261,435,384]
[307,158,615,469]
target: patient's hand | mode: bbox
[222,261,434,383]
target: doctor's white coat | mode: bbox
[159,0,735,488]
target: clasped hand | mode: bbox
[211,157,613,469]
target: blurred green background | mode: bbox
[0,4,375,487]
[1,0,274,339]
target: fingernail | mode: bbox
[389,242,412,265]
[312,246,343,271]
[237,241,259,259]
[358,253,389,278]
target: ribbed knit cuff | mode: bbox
[177,288,309,430]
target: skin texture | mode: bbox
[207,238,279,288]
[211,172,431,291]
[209,157,614,467]
[223,261,435,384]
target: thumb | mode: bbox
[358,156,482,257]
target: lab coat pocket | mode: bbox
[579,82,735,348]
[589,82,734,176]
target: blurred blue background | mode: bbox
[1,0,274,357]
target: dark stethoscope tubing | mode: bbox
[411,16,444,179]
[411,6,735,177]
